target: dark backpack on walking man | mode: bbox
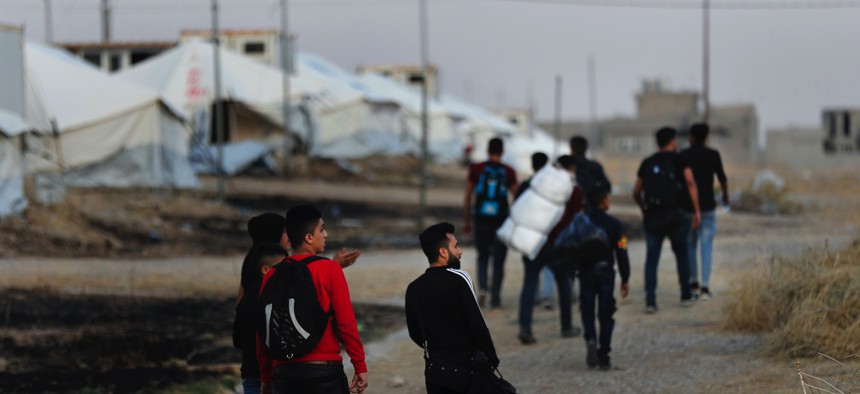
[258,255,330,360]
[641,154,682,233]
[553,212,611,273]
[474,163,509,218]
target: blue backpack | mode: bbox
[553,213,610,270]
[473,163,509,218]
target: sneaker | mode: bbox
[586,341,599,369]
[680,294,698,306]
[644,304,658,314]
[478,291,487,308]
[541,298,553,310]
[561,326,582,338]
[517,332,536,345]
[700,287,712,301]
[690,281,700,292]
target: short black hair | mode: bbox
[247,213,286,245]
[488,137,504,155]
[419,222,455,263]
[587,186,610,209]
[531,152,549,172]
[240,242,287,289]
[655,127,677,148]
[569,135,588,156]
[557,154,575,170]
[690,123,709,144]
[285,205,322,247]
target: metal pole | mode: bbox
[281,0,293,174]
[553,75,562,158]
[418,0,430,229]
[587,55,598,145]
[212,0,226,200]
[702,0,710,123]
[44,0,53,43]
[101,0,110,43]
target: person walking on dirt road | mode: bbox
[406,222,501,394]
[463,137,518,308]
[632,127,701,313]
[680,123,729,300]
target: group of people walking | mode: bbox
[230,123,727,393]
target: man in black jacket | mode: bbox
[406,222,500,394]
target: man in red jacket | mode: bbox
[257,205,368,394]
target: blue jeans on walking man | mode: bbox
[644,210,693,307]
[578,260,617,365]
[518,245,575,337]
[688,210,716,289]
[474,218,508,307]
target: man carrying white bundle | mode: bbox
[498,155,583,344]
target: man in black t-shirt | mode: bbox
[632,127,701,313]
[680,123,728,300]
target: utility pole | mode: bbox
[212,0,226,200]
[44,0,53,43]
[280,0,293,174]
[101,0,111,42]
[418,0,430,229]
[702,0,710,123]
[553,75,562,158]
[587,55,598,145]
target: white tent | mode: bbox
[0,110,34,217]
[21,42,197,189]
[117,40,370,153]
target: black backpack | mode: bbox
[641,154,682,232]
[576,159,611,196]
[553,212,611,271]
[258,255,330,360]
[642,154,682,211]
[473,163,509,218]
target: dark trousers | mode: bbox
[473,218,508,305]
[273,363,349,394]
[644,211,692,306]
[518,246,574,334]
[578,261,617,362]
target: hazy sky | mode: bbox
[3,0,860,138]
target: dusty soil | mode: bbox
[1,158,858,393]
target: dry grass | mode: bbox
[723,239,860,359]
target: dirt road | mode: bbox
[2,203,854,393]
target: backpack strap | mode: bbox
[287,255,334,317]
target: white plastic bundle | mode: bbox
[497,165,575,259]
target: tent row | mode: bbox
[0,33,564,218]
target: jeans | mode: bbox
[541,265,555,301]
[242,378,261,394]
[644,210,692,306]
[578,261,617,363]
[473,218,508,306]
[687,210,716,288]
[518,246,574,334]
[273,363,349,394]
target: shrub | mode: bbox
[723,239,860,358]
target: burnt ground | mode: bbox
[0,288,404,393]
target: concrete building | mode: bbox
[822,108,860,154]
[179,29,282,68]
[59,41,176,73]
[356,64,439,98]
[539,79,760,164]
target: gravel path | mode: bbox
[1,207,854,394]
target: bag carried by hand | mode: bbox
[469,351,517,394]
